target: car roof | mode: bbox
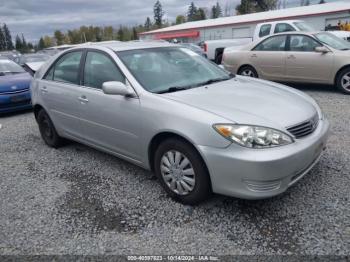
[70,40,176,52]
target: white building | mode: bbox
[139,1,350,43]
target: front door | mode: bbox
[40,50,85,138]
[285,35,333,83]
[79,50,142,160]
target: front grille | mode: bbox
[286,114,319,139]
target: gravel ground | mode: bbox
[0,84,349,256]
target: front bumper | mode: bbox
[198,118,330,199]
[0,90,32,114]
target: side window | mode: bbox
[289,35,322,52]
[44,67,54,81]
[83,51,125,89]
[52,51,83,85]
[259,24,272,38]
[274,23,296,34]
[253,35,287,51]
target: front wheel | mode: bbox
[336,68,350,94]
[238,65,258,78]
[154,138,211,205]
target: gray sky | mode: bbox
[0,0,341,42]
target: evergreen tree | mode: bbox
[2,24,13,50]
[144,17,152,30]
[15,35,22,51]
[21,34,27,51]
[132,27,138,40]
[211,2,222,18]
[38,37,45,50]
[215,2,222,18]
[117,26,124,41]
[153,0,164,28]
[187,2,198,21]
[196,8,207,20]
[0,28,5,51]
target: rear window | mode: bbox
[259,24,272,38]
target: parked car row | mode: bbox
[29,41,329,204]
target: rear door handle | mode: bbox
[40,86,48,93]
[287,55,296,59]
[78,96,89,103]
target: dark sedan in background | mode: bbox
[0,59,32,114]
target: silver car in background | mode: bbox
[31,41,329,204]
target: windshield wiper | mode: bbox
[341,48,350,51]
[194,76,232,87]
[156,86,189,94]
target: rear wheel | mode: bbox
[238,65,258,78]
[154,138,211,205]
[336,67,350,94]
[37,109,64,148]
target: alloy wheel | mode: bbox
[341,73,350,91]
[160,150,195,196]
[241,69,255,77]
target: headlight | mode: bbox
[213,124,293,148]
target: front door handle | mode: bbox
[251,54,258,58]
[78,96,89,103]
[287,55,296,59]
[40,86,48,93]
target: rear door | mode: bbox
[79,50,142,160]
[249,35,287,80]
[40,50,85,138]
[285,34,333,83]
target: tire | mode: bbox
[154,138,211,205]
[238,65,258,78]
[215,54,223,65]
[336,67,350,94]
[37,109,64,148]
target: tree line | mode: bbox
[2,0,328,52]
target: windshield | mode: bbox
[0,59,25,74]
[314,32,350,50]
[293,22,315,32]
[117,47,231,93]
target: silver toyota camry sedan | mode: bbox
[31,41,330,205]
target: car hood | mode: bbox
[162,77,317,129]
[0,72,32,93]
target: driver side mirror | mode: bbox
[102,81,135,97]
[315,46,330,53]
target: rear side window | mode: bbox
[83,51,125,89]
[253,35,287,51]
[44,51,83,85]
[259,24,272,38]
[274,23,296,34]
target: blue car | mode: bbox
[0,59,32,114]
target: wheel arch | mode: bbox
[334,64,350,85]
[147,132,211,180]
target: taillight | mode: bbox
[204,43,207,52]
